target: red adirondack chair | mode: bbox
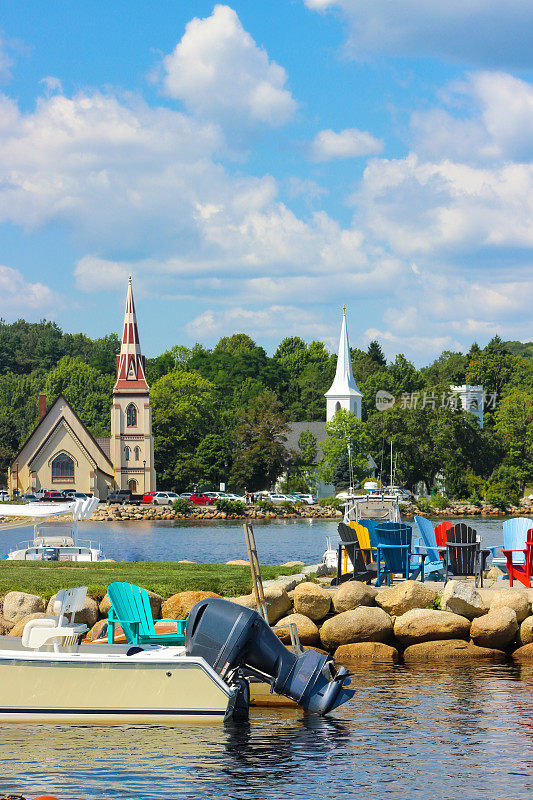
[502,528,533,588]
[434,521,454,559]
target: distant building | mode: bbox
[283,307,375,497]
[325,306,362,421]
[8,277,156,498]
[450,384,484,428]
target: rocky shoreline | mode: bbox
[3,574,533,665]
[78,497,533,522]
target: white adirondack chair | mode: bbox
[22,586,89,652]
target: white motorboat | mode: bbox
[0,589,353,724]
[3,498,104,561]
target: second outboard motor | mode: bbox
[186,597,354,715]
[41,547,59,561]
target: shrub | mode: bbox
[484,482,519,510]
[172,498,193,516]
[318,496,342,509]
[416,497,432,513]
[215,499,247,517]
[430,493,450,510]
[257,499,275,512]
[280,500,296,512]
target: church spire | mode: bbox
[113,276,149,394]
[325,306,362,421]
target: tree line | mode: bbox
[0,318,531,503]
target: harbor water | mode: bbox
[0,515,509,564]
[1,662,533,799]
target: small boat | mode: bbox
[0,591,353,723]
[3,498,104,561]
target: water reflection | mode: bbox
[0,666,532,799]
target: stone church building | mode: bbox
[8,278,156,500]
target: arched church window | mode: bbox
[126,403,137,427]
[125,446,130,461]
[335,401,341,413]
[134,446,140,461]
[51,453,74,479]
[128,479,137,492]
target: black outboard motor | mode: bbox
[41,547,59,561]
[186,597,354,715]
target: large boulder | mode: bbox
[274,613,319,646]
[3,591,45,624]
[334,642,399,664]
[403,639,506,664]
[440,580,487,619]
[332,582,376,613]
[376,581,438,616]
[293,582,331,621]
[518,615,533,646]
[489,589,531,623]
[512,643,533,660]
[232,585,291,625]
[394,609,471,646]
[99,590,163,619]
[46,594,99,628]
[319,607,393,650]
[470,607,518,649]
[161,591,220,620]
[8,612,49,637]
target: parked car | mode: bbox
[21,493,39,503]
[43,490,67,502]
[179,492,193,500]
[290,492,317,505]
[189,492,216,506]
[151,491,179,506]
[0,490,9,502]
[142,492,155,504]
[268,494,294,504]
[34,489,49,500]
[107,489,143,505]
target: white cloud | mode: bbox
[310,128,383,161]
[0,264,61,317]
[186,304,332,342]
[304,0,533,67]
[162,5,296,129]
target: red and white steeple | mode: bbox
[113,276,149,394]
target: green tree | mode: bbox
[367,340,386,367]
[318,410,371,487]
[230,390,290,490]
[466,336,516,398]
[194,434,231,488]
[494,387,533,490]
[151,369,219,489]
[44,357,114,437]
[298,429,317,466]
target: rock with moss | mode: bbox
[376,581,438,617]
[403,639,506,663]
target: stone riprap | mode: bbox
[2,577,533,665]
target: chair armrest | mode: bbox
[377,544,409,550]
[445,542,479,548]
[107,614,140,631]
[155,618,187,628]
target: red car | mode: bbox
[43,490,67,502]
[189,492,216,506]
[142,492,155,504]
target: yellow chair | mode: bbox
[349,521,374,565]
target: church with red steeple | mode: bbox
[110,277,156,493]
[7,276,156,499]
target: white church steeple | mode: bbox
[325,306,362,421]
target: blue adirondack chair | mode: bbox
[492,517,533,570]
[374,522,426,586]
[413,516,445,579]
[107,581,187,646]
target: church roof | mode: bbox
[113,276,149,394]
[325,308,362,398]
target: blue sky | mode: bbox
[0,1,532,363]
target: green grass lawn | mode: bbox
[0,561,302,601]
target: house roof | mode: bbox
[11,394,114,474]
[284,421,328,463]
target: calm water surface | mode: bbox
[1,663,532,799]
[1,516,509,564]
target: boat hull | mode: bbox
[0,653,233,724]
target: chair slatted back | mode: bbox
[337,524,368,574]
[502,517,533,566]
[434,521,454,550]
[375,522,413,574]
[446,523,478,576]
[359,518,381,550]
[107,582,155,640]
[414,516,440,564]
[53,586,88,626]
[349,521,373,562]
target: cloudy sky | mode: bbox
[0,1,532,363]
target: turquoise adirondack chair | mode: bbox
[374,522,426,586]
[492,517,533,570]
[413,516,444,579]
[107,582,187,646]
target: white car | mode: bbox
[151,491,179,506]
[294,493,317,505]
[268,494,294,504]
